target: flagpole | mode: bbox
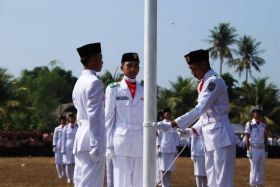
[143,0,157,186]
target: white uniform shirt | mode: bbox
[53,125,64,149]
[245,119,266,145]
[72,69,106,154]
[175,69,236,151]
[105,79,144,157]
[62,123,78,150]
[158,120,180,153]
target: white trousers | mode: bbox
[193,156,206,176]
[113,155,143,187]
[249,148,265,186]
[205,145,236,187]
[161,171,171,187]
[195,176,208,187]
[65,163,75,182]
[74,151,105,187]
[156,156,162,184]
[55,164,65,178]
[106,158,114,187]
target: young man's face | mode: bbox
[89,54,103,72]
[164,112,172,121]
[252,110,262,120]
[188,61,207,80]
[60,118,66,125]
[121,61,139,79]
[69,116,76,124]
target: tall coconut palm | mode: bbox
[207,23,238,74]
[230,35,265,83]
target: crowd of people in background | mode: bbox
[0,131,52,148]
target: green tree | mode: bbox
[207,23,238,74]
[0,68,30,130]
[230,78,280,132]
[99,68,123,89]
[18,63,77,131]
[221,73,238,101]
[230,35,265,83]
[157,76,197,117]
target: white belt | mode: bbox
[250,143,265,149]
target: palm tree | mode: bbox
[157,76,197,117]
[230,78,280,132]
[230,35,265,83]
[99,68,123,88]
[252,78,280,130]
[0,68,29,130]
[207,23,238,74]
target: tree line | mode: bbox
[0,23,279,133]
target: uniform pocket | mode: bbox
[114,127,127,135]
[205,122,222,133]
[113,127,128,154]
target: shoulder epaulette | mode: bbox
[210,74,218,78]
[109,82,120,88]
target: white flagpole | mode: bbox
[143,0,157,186]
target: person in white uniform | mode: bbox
[157,108,180,187]
[105,52,144,187]
[61,113,78,183]
[244,105,268,187]
[72,42,106,187]
[191,119,207,187]
[160,49,236,187]
[53,115,67,179]
[156,110,164,186]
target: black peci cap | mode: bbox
[184,49,209,64]
[121,52,140,63]
[77,43,101,59]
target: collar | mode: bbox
[203,69,216,81]
[124,76,136,83]
[81,69,96,75]
[121,78,138,87]
[252,118,262,125]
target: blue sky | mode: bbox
[1,0,279,88]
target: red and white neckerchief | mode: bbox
[198,79,204,93]
[70,123,75,128]
[125,79,136,99]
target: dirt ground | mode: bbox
[0,157,279,187]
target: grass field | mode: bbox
[0,157,279,187]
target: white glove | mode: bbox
[106,147,116,159]
[156,121,172,131]
[52,147,56,153]
[89,147,100,162]
[246,150,252,159]
[177,128,193,139]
